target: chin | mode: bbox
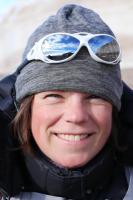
[56,157,90,169]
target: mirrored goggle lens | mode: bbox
[42,34,80,61]
[88,35,120,62]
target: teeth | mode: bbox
[57,134,88,141]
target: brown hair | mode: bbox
[12,95,34,153]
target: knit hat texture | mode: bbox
[15,4,123,110]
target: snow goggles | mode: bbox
[27,32,121,65]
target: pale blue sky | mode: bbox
[0,0,16,13]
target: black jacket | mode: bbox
[0,73,133,199]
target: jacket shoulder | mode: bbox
[0,73,17,119]
[124,167,133,200]
[119,83,133,164]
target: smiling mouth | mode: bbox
[54,133,93,142]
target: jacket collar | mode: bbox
[23,142,115,199]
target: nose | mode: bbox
[64,98,89,124]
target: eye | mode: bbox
[45,93,62,98]
[86,94,107,104]
[86,94,100,99]
[42,93,64,104]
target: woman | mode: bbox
[0,4,133,200]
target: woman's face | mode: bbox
[31,91,112,168]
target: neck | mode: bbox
[23,142,116,199]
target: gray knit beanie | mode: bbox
[15,4,123,110]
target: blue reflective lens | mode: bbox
[88,35,119,62]
[42,34,80,61]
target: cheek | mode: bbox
[31,107,50,134]
[31,103,61,142]
[89,105,113,157]
[31,107,52,152]
[91,105,113,137]
[31,110,42,143]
